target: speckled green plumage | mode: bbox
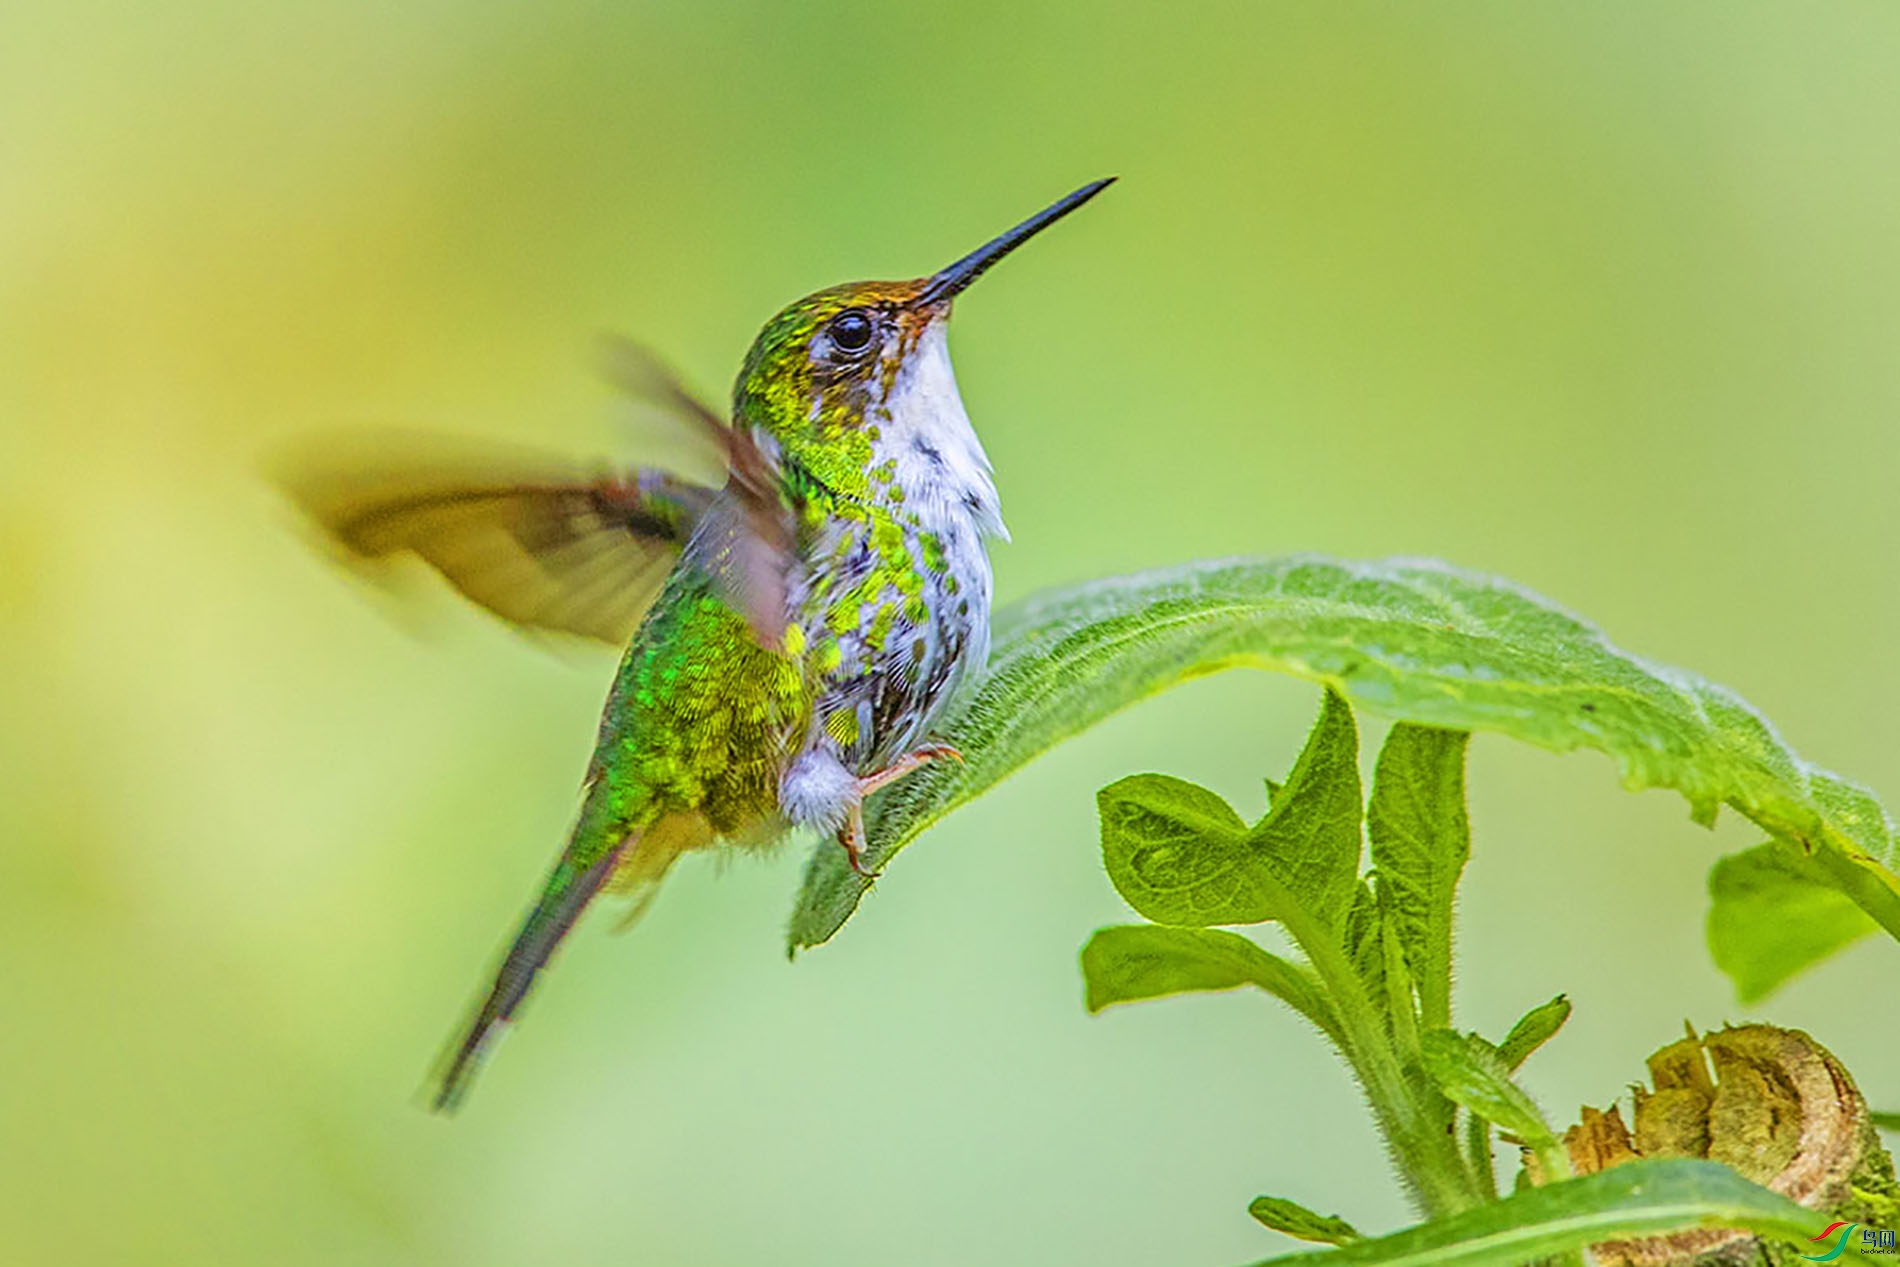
[736,282,907,501]
[592,568,807,838]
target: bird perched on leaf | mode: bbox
[281,178,1114,1111]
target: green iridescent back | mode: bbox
[588,566,809,844]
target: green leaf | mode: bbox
[1095,774,1253,924]
[1462,991,1570,1202]
[1242,1159,1820,1267]
[1367,725,1471,1030]
[1249,691,1364,931]
[1707,842,1879,1004]
[787,556,1900,995]
[1097,693,1362,931]
[1080,924,1341,1045]
[1419,1029,1557,1153]
[1872,1111,1900,1133]
[1342,879,1384,989]
[1248,1195,1361,1245]
[1432,1022,1563,1201]
[1497,994,1572,1071]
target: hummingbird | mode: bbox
[283,178,1114,1110]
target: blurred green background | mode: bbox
[4,3,1899,1263]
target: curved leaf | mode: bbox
[1249,1194,1361,1245]
[1707,842,1880,1004]
[1095,774,1257,924]
[1096,694,1362,931]
[1465,996,1572,1200]
[787,556,1900,989]
[1080,924,1342,1045]
[1367,725,1471,1030]
[1496,994,1572,1072]
[1241,1159,1819,1267]
[1418,1029,1561,1180]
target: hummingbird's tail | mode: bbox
[430,807,707,1113]
[431,837,630,1113]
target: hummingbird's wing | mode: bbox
[594,336,729,480]
[599,335,796,648]
[279,339,796,649]
[279,430,716,646]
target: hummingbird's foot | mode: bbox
[837,804,879,880]
[837,745,965,880]
[856,743,964,797]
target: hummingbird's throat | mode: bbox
[863,319,1006,540]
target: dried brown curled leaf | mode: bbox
[1560,1025,1898,1267]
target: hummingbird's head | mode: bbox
[733,179,1113,516]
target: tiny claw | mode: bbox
[837,804,879,880]
[837,833,881,881]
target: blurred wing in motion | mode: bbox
[280,431,717,646]
[279,336,798,648]
[599,334,796,647]
[595,335,731,486]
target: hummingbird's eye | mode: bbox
[827,310,876,355]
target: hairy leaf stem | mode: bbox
[1276,893,1478,1218]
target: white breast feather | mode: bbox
[877,320,1008,541]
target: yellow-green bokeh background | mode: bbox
[5,4,1898,1263]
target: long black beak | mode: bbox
[914,177,1116,307]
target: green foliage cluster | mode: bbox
[1087,692,1857,1264]
[1088,696,1505,1206]
[787,555,1900,1263]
